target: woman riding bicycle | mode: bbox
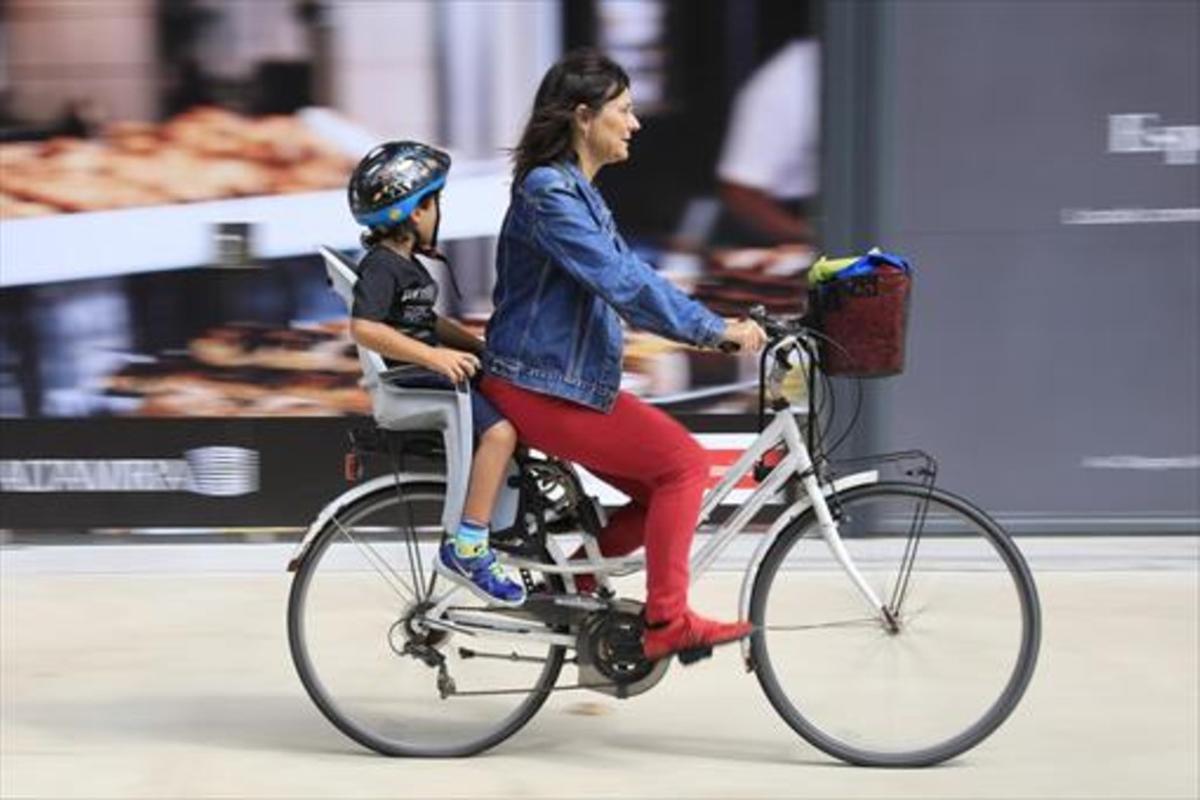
[479,49,768,664]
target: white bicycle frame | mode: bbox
[417,335,889,664]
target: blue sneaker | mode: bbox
[435,542,527,606]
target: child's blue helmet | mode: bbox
[348,141,451,229]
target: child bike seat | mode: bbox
[318,244,473,533]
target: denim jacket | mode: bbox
[483,160,726,412]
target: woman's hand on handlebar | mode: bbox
[720,318,768,353]
[425,347,480,384]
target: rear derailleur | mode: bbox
[390,602,457,698]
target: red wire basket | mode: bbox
[809,270,912,377]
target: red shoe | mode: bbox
[642,610,754,665]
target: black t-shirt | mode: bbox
[351,247,440,366]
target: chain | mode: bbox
[445,681,618,698]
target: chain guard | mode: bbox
[576,599,670,699]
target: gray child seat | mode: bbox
[319,245,489,534]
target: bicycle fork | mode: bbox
[800,472,900,634]
[786,415,897,634]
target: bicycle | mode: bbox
[286,247,1041,766]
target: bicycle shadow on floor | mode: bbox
[9,693,973,769]
[505,730,833,768]
[582,731,973,770]
[493,701,974,770]
[486,707,838,768]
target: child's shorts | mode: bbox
[384,367,506,437]
[467,384,505,436]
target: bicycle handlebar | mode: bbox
[718,304,812,353]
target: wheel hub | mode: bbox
[391,601,450,656]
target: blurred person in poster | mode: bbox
[715,39,820,246]
[480,49,768,664]
[57,98,106,139]
[166,58,216,116]
[347,141,525,607]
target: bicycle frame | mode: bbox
[430,337,889,661]
[503,407,881,605]
[292,336,890,664]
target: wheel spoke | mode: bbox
[330,514,416,602]
[764,617,880,632]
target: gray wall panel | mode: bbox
[869,0,1199,531]
[886,0,1199,234]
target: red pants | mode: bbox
[480,376,707,621]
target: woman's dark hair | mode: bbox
[511,48,630,184]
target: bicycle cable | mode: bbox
[802,326,865,461]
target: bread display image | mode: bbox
[0,191,58,219]
[188,322,360,373]
[102,322,370,417]
[693,246,813,317]
[92,316,761,417]
[0,107,354,219]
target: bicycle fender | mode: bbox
[286,472,445,572]
[736,469,879,668]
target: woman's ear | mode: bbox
[572,102,592,132]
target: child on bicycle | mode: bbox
[347,140,525,607]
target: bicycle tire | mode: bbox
[287,480,565,757]
[749,482,1041,767]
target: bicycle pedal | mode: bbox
[676,646,714,666]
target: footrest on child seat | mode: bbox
[487,534,545,559]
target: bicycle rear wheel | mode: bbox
[750,482,1040,766]
[287,480,564,757]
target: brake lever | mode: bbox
[748,303,771,329]
[719,305,777,353]
[748,304,792,339]
[720,304,812,353]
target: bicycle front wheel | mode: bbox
[288,481,565,757]
[750,482,1040,766]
